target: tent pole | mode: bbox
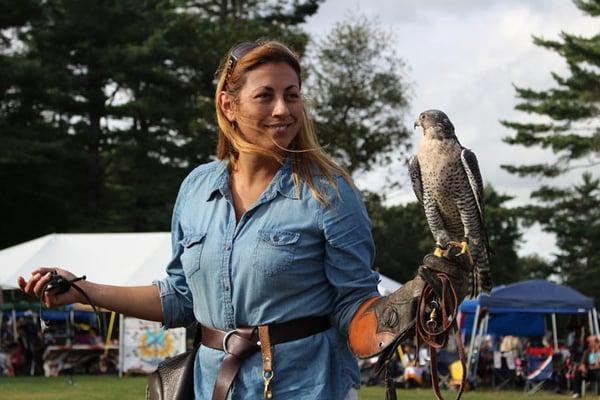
[466,305,480,380]
[588,311,594,337]
[483,313,489,335]
[551,313,558,352]
[593,308,600,339]
[471,313,488,382]
[12,308,17,340]
[118,313,124,378]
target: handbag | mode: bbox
[146,324,201,400]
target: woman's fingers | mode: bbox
[33,272,52,298]
[21,272,41,296]
[18,267,81,307]
[17,276,27,291]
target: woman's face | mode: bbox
[223,62,304,153]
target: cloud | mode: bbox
[304,0,598,257]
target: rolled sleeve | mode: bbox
[152,175,196,329]
[322,177,380,335]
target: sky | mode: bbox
[302,0,599,257]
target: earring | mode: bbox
[230,121,236,130]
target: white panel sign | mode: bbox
[121,317,186,373]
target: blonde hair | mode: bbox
[214,40,352,205]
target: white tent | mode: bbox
[0,233,172,290]
[377,273,402,295]
[1,233,402,293]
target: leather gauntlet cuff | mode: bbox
[348,248,471,359]
[348,276,425,358]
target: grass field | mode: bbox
[0,376,579,400]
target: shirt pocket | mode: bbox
[179,232,207,278]
[252,230,300,276]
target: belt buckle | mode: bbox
[222,330,236,355]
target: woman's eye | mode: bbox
[286,92,300,100]
[256,92,271,99]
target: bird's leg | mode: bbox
[433,232,451,258]
[433,243,446,258]
[449,237,473,266]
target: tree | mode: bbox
[366,184,525,286]
[518,254,555,280]
[483,186,524,285]
[365,194,431,283]
[501,0,600,294]
[0,0,322,248]
[526,173,600,299]
[501,0,600,180]
[307,14,412,179]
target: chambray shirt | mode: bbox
[154,159,379,399]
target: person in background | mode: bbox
[572,335,600,398]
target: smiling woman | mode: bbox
[18,39,471,400]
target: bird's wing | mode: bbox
[408,155,423,204]
[461,147,493,264]
[460,148,485,221]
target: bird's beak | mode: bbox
[414,120,421,129]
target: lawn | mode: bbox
[0,376,574,400]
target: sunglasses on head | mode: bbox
[225,41,260,85]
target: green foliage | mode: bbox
[0,0,320,248]
[364,193,431,283]
[502,0,600,296]
[528,173,600,299]
[307,14,411,178]
[365,185,525,286]
[483,186,524,285]
[519,254,556,280]
[501,1,600,178]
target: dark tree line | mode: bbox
[502,0,600,299]
[0,0,322,247]
[1,1,537,289]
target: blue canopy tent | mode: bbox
[458,279,598,380]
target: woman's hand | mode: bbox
[17,267,86,308]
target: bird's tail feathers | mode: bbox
[477,266,492,295]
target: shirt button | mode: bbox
[225,245,232,251]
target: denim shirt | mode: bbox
[154,159,379,399]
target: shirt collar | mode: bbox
[205,158,300,201]
[205,160,229,201]
[275,158,300,200]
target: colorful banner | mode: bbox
[121,317,186,373]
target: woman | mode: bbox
[19,40,469,399]
[572,335,600,398]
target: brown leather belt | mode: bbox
[201,316,331,400]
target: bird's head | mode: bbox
[414,109,456,140]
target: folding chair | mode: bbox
[492,351,516,390]
[581,369,600,397]
[524,354,553,395]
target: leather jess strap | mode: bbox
[201,316,330,400]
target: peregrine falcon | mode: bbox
[409,109,492,296]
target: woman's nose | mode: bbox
[272,95,290,116]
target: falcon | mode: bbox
[409,109,492,295]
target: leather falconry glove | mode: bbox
[348,247,472,359]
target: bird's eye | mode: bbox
[420,115,425,120]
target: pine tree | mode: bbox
[0,0,321,248]
[501,0,600,178]
[527,173,600,299]
[501,0,600,293]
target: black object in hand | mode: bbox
[45,271,73,295]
